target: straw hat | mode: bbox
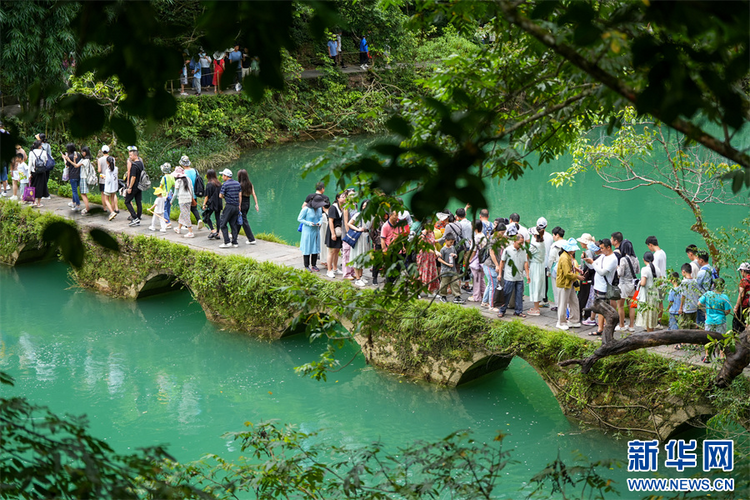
[577,233,596,246]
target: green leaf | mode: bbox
[89,229,120,252]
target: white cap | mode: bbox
[102,145,109,152]
[536,217,547,228]
[219,168,233,177]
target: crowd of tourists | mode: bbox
[180,45,259,96]
[2,134,261,248]
[297,184,750,361]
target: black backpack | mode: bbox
[194,174,205,197]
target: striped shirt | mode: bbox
[220,179,241,207]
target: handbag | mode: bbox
[334,226,342,238]
[297,222,304,232]
[62,166,70,182]
[22,185,36,202]
[630,288,639,309]
[604,273,621,300]
[342,228,361,247]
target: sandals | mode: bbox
[527,309,541,316]
[514,312,527,318]
[497,312,505,318]
[588,331,603,336]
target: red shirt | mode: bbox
[740,275,750,308]
[380,220,408,250]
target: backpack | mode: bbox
[194,174,205,197]
[33,152,46,173]
[137,169,151,191]
[83,159,98,186]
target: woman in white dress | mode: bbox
[528,226,547,316]
[347,200,372,287]
[635,252,659,332]
[318,202,329,269]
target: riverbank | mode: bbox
[3,196,747,439]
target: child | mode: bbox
[17,153,29,203]
[147,187,168,232]
[103,155,119,220]
[667,272,682,331]
[9,153,21,200]
[678,263,700,328]
[699,278,732,363]
[437,235,464,304]
[158,163,174,229]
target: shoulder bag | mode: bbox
[625,256,639,288]
[604,273,621,300]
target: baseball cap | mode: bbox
[102,145,110,153]
[536,217,548,228]
[738,262,750,272]
[219,168,233,177]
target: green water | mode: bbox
[0,261,706,496]
[230,137,748,276]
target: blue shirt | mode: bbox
[189,60,201,79]
[679,278,700,313]
[185,168,197,191]
[668,288,681,314]
[221,179,241,207]
[327,40,338,56]
[699,291,731,326]
[359,37,368,52]
[696,265,714,292]
[228,50,242,63]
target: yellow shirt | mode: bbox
[556,251,577,289]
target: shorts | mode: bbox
[80,180,89,194]
[12,170,20,181]
[180,75,188,85]
[705,322,726,334]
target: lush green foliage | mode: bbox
[0,199,72,263]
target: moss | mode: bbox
[0,199,72,264]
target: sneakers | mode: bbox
[453,298,466,304]
[615,325,622,332]
[568,322,582,328]
[174,227,181,234]
[81,209,88,215]
[335,269,343,275]
[247,239,256,245]
[218,243,232,248]
[9,195,18,201]
[438,296,448,303]
[68,202,75,207]
[180,92,188,96]
[627,326,635,332]
[197,220,204,230]
[556,323,570,331]
[582,319,597,326]
[148,226,156,231]
[184,233,195,238]
[354,279,366,287]
[128,218,140,226]
[159,229,167,233]
[42,196,51,200]
[232,243,239,247]
[326,271,336,278]
[311,266,320,272]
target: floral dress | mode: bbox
[417,231,439,293]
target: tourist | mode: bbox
[347,199,372,287]
[213,51,225,94]
[15,143,27,163]
[103,155,119,220]
[218,168,241,248]
[35,133,53,199]
[202,168,222,239]
[369,209,388,285]
[576,233,597,325]
[28,140,49,207]
[0,122,8,196]
[497,231,530,318]
[482,222,506,311]
[97,145,110,202]
[158,163,174,228]
[479,208,492,236]
[14,153,29,202]
[147,187,168,232]
[325,192,346,278]
[678,263,700,328]
[125,146,144,226]
[582,238,618,338]
[228,44,243,90]
[359,34,369,69]
[327,33,339,64]
[237,169,259,245]
[635,252,659,333]
[456,207,473,289]
[733,262,750,333]
[199,49,212,90]
[616,240,639,332]
[646,235,667,327]
[172,166,195,238]
[548,226,566,311]
[380,209,410,284]
[180,156,203,230]
[180,58,189,96]
[699,278,732,363]
[527,226,546,316]
[555,237,584,330]
[62,143,83,212]
[468,221,486,302]
[336,30,346,68]
[341,190,357,279]
[536,217,553,307]
[241,48,252,80]
[77,146,95,214]
[695,250,714,325]
[686,244,701,279]
[417,226,439,295]
[319,200,330,269]
[667,272,682,331]
[438,235,463,304]
[7,154,18,200]
[190,56,202,95]
[298,193,325,271]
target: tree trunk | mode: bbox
[560,329,750,388]
[589,298,619,344]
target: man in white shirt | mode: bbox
[537,217,554,307]
[646,235,667,327]
[686,244,701,279]
[583,238,618,341]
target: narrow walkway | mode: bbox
[31,195,742,374]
